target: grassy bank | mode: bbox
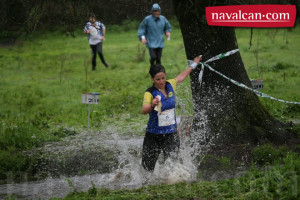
[0,20,299,182]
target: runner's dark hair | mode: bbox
[149,64,166,78]
[89,13,96,19]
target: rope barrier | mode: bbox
[188,49,300,105]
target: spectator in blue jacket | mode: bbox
[84,14,109,70]
[138,3,171,66]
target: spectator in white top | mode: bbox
[84,14,109,70]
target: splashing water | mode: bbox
[104,84,212,188]
[0,85,215,200]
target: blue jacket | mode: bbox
[138,3,171,49]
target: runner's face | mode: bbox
[89,17,96,24]
[152,10,159,18]
[152,72,166,90]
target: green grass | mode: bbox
[1,25,299,130]
[0,23,188,129]
[0,21,299,185]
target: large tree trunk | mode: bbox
[172,0,291,151]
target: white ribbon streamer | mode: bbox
[187,49,300,105]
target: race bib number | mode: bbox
[89,26,99,36]
[158,108,175,127]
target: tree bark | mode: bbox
[172,0,290,150]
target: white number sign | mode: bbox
[82,93,99,104]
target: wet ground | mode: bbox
[0,131,145,199]
[0,115,260,200]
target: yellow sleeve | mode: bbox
[167,79,178,91]
[143,92,153,105]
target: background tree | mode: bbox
[0,0,175,40]
[1,0,298,40]
[172,0,295,159]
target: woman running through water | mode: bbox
[141,55,202,172]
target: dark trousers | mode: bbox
[141,132,180,172]
[148,48,163,66]
[90,42,108,69]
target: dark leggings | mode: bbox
[90,42,107,69]
[141,132,180,172]
[148,48,163,66]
